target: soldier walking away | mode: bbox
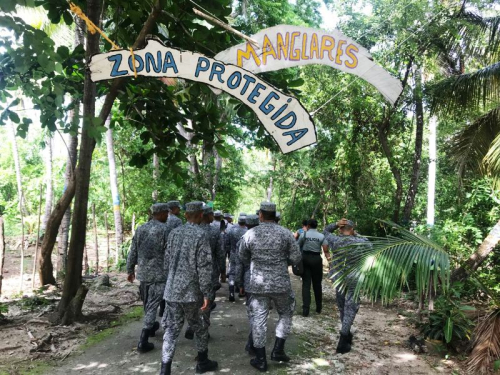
[226,214,247,302]
[239,202,302,372]
[127,203,170,353]
[160,201,218,375]
[184,205,225,341]
[298,219,331,317]
[166,200,182,236]
[235,214,260,356]
[324,218,370,354]
[211,210,225,232]
[224,213,233,231]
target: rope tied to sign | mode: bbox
[68,2,138,78]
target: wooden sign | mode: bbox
[214,25,403,104]
[89,39,316,153]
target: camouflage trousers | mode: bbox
[249,292,295,348]
[336,286,360,336]
[139,281,165,330]
[227,253,237,286]
[161,301,209,362]
[245,293,253,334]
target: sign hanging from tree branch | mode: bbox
[89,38,316,154]
[214,25,403,104]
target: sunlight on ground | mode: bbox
[394,353,418,363]
[74,362,109,370]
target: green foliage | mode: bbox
[419,283,475,345]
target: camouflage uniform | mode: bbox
[239,204,301,349]
[127,212,169,330]
[226,220,247,287]
[324,224,370,336]
[200,222,225,301]
[161,202,213,364]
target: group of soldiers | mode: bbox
[127,200,367,374]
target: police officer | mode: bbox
[185,205,226,340]
[324,218,370,354]
[235,214,260,356]
[160,202,218,375]
[166,200,182,236]
[239,202,302,372]
[298,219,331,317]
[226,214,247,302]
[127,203,169,353]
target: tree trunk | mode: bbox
[32,186,43,289]
[152,153,159,201]
[9,122,28,216]
[41,136,53,233]
[58,0,102,322]
[104,117,123,262]
[132,213,136,236]
[58,0,163,323]
[212,150,222,201]
[177,122,199,175]
[19,197,25,293]
[57,133,78,273]
[426,116,437,226]
[0,215,5,296]
[377,120,403,223]
[402,68,424,223]
[104,212,110,271]
[451,219,500,282]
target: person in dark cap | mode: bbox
[224,213,233,231]
[324,218,370,354]
[127,203,170,353]
[225,213,247,301]
[184,205,225,340]
[235,214,260,356]
[165,200,182,238]
[239,202,302,372]
[298,219,330,317]
[160,202,218,375]
[274,211,281,224]
[211,210,225,232]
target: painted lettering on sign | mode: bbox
[89,39,316,153]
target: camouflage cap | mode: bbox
[223,213,231,219]
[185,201,204,212]
[238,214,247,223]
[341,219,356,228]
[256,210,260,215]
[151,203,169,214]
[167,200,181,210]
[260,201,276,212]
[245,214,260,226]
[203,205,213,215]
[214,210,222,217]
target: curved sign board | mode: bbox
[214,25,403,104]
[89,39,316,154]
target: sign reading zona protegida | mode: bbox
[89,38,316,154]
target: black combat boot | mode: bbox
[347,331,353,344]
[302,306,309,317]
[245,332,256,356]
[336,333,351,354]
[229,285,235,302]
[160,361,171,375]
[195,349,218,374]
[271,337,290,362]
[185,326,194,340]
[137,329,154,353]
[316,303,322,314]
[149,321,160,337]
[250,347,268,372]
[210,302,217,311]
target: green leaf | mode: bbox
[494,360,500,372]
[444,317,453,343]
[289,78,305,87]
[8,111,20,123]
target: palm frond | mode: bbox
[483,114,500,186]
[467,309,500,374]
[456,10,500,59]
[330,221,450,304]
[448,106,500,178]
[427,62,500,113]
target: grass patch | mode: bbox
[81,305,143,349]
[0,360,54,375]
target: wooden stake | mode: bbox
[32,185,43,289]
[0,215,5,296]
[92,203,98,275]
[192,7,260,49]
[104,212,110,271]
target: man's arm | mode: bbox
[234,242,244,289]
[126,230,139,281]
[164,231,174,273]
[215,230,226,280]
[196,235,214,300]
[324,223,338,235]
[239,234,251,266]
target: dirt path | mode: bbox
[50,273,459,375]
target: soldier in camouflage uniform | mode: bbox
[239,202,302,372]
[324,218,370,354]
[160,202,218,375]
[211,210,224,232]
[225,214,247,301]
[184,205,226,340]
[235,214,260,356]
[165,200,182,236]
[127,203,169,353]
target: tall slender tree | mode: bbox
[41,135,53,233]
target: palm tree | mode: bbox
[426,3,500,281]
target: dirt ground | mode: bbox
[0,236,468,374]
